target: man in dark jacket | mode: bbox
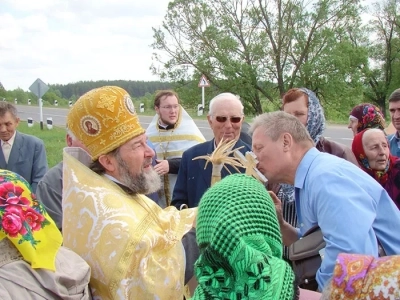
[171,92,251,209]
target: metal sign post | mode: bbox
[198,74,210,115]
[29,78,49,130]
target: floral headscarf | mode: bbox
[0,169,62,271]
[349,103,385,134]
[351,129,396,186]
[300,88,326,144]
[329,253,400,299]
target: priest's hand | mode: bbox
[154,159,170,175]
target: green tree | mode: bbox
[0,82,6,99]
[151,0,367,115]
[363,0,400,116]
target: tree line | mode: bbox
[151,0,400,119]
[2,0,399,120]
[0,80,173,109]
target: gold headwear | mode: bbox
[67,86,145,160]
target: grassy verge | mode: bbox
[18,121,66,168]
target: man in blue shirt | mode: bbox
[250,111,400,290]
[388,88,400,157]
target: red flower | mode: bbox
[2,206,26,237]
[0,182,30,207]
[24,208,45,231]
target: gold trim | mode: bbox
[164,175,171,206]
[156,150,183,158]
[149,134,205,143]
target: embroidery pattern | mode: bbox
[124,95,136,115]
[97,94,117,112]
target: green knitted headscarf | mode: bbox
[193,174,297,300]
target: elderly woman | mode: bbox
[348,103,386,136]
[0,169,92,299]
[352,128,400,209]
[192,173,321,300]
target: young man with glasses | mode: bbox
[146,90,205,207]
[171,92,252,209]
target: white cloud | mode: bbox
[0,0,170,90]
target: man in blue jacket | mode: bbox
[0,102,47,192]
[171,93,251,209]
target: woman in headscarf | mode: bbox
[192,173,321,300]
[282,88,358,163]
[321,253,400,299]
[279,88,359,259]
[0,169,92,299]
[348,103,386,136]
[352,128,400,209]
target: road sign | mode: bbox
[198,75,210,87]
[29,78,49,98]
[29,78,49,130]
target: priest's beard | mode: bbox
[115,153,161,195]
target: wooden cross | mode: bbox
[234,150,268,184]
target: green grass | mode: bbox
[18,121,66,168]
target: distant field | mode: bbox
[18,121,65,168]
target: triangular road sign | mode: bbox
[198,75,210,87]
[29,78,49,99]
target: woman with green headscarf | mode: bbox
[192,173,320,300]
[0,169,92,299]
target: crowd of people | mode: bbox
[1,86,400,299]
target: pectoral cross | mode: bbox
[234,150,268,185]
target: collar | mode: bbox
[103,174,134,194]
[157,120,175,130]
[1,131,16,147]
[294,147,320,189]
[104,173,124,185]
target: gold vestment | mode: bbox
[62,150,196,299]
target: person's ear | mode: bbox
[282,133,292,152]
[207,115,213,127]
[66,134,73,147]
[98,154,116,173]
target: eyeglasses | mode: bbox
[214,116,242,123]
[160,105,179,110]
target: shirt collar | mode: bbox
[104,173,124,185]
[1,131,16,147]
[103,174,134,195]
[157,119,175,130]
[294,147,320,189]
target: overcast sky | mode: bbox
[0,0,170,91]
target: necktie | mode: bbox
[2,142,11,163]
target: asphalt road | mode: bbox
[16,105,354,147]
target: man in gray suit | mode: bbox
[0,102,48,192]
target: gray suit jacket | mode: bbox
[0,131,48,192]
